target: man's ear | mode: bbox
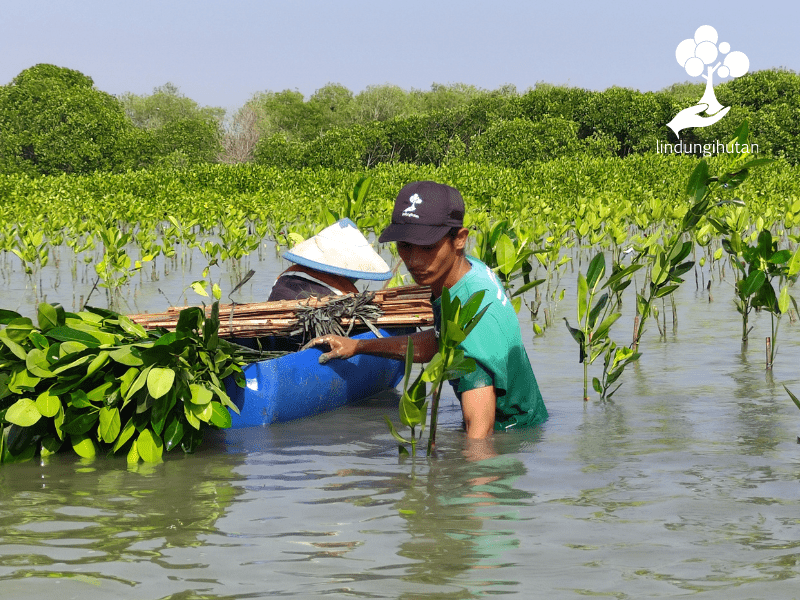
[453,227,469,252]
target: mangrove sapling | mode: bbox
[11,226,50,301]
[632,123,773,351]
[320,175,381,234]
[564,253,642,400]
[713,226,798,361]
[385,288,488,457]
[0,300,253,465]
[94,221,154,311]
[470,218,544,314]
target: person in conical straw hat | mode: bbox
[268,218,392,301]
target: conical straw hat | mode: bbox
[283,218,392,281]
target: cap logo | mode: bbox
[401,193,422,219]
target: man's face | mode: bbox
[396,229,467,293]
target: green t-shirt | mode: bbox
[433,257,548,431]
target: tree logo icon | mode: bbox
[667,25,750,138]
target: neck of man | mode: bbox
[431,254,471,299]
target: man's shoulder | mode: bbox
[455,258,512,312]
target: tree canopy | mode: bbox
[0,64,142,175]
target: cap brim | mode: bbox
[378,223,451,246]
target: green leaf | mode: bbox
[98,406,121,444]
[209,402,232,428]
[47,326,102,348]
[117,316,148,339]
[686,160,709,197]
[0,330,28,360]
[594,312,622,341]
[787,245,800,277]
[71,434,97,459]
[586,253,605,289]
[0,309,22,325]
[577,272,589,325]
[147,367,175,399]
[109,346,143,366]
[445,320,466,344]
[421,353,444,383]
[176,306,204,334]
[137,429,164,463]
[29,331,50,350]
[191,281,209,297]
[124,365,151,401]
[35,390,61,418]
[6,398,42,427]
[113,419,137,453]
[86,381,114,404]
[511,278,545,298]
[26,348,54,378]
[383,415,412,446]
[496,234,516,276]
[462,304,489,339]
[61,410,99,436]
[668,241,692,266]
[40,436,63,457]
[654,284,680,298]
[778,285,791,314]
[68,389,93,408]
[651,251,669,286]
[768,249,792,265]
[187,400,213,423]
[84,351,109,378]
[189,383,213,405]
[588,293,608,329]
[785,385,800,412]
[741,270,766,297]
[163,418,186,451]
[399,392,423,428]
[37,303,59,331]
[592,377,602,394]
[8,366,41,393]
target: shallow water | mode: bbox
[2,248,800,598]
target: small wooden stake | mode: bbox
[766,336,772,369]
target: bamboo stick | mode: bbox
[128,285,434,338]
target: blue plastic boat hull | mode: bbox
[223,330,406,427]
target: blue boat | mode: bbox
[223,329,407,427]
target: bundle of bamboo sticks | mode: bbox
[128,285,433,338]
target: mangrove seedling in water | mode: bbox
[564,253,642,400]
[385,288,488,457]
[470,218,544,313]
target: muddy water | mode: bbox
[1,247,800,598]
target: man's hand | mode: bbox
[300,335,358,364]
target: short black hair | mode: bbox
[447,226,463,238]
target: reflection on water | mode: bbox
[1,249,800,597]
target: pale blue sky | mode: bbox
[1,0,796,114]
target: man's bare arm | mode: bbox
[302,329,438,364]
[460,385,496,439]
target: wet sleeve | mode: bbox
[455,360,494,393]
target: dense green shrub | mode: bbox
[469,117,582,166]
[253,135,304,168]
[299,124,390,169]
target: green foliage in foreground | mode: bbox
[0,301,247,465]
[385,289,488,457]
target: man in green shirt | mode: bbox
[305,181,547,438]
